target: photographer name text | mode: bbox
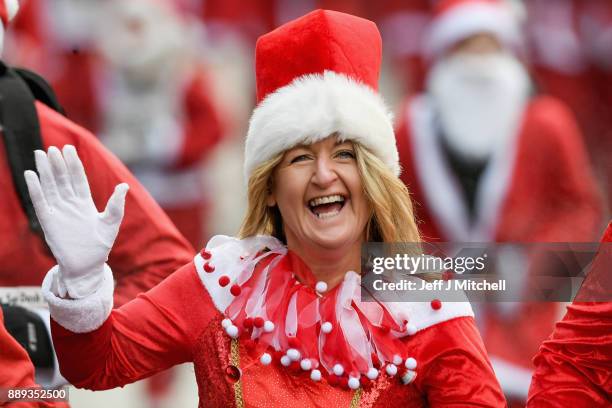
[372,278,506,292]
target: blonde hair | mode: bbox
[238,140,420,244]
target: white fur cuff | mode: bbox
[42,264,114,333]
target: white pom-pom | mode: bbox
[221,318,232,329]
[401,369,417,385]
[310,369,322,381]
[315,281,328,293]
[225,325,239,339]
[263,320,275,332]
[406,324,417,335]
[287,348,301,361]
[366,367,379,380]
[392,355,402,365]
[300,359,312,371]
[348,377,360,390]
[386,364,398,376]
[405,357,417,370]
[333,364,344,376]
[280,355,291,367]
[260,353,272,365]
[321,322,333,334]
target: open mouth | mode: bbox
[307,194,346,219]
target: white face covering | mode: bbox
[427,52,531,161]
[97,0,184,79]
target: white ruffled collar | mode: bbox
[194,235,473,389]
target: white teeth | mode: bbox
[308,194,345,207]
[317,209,340,219]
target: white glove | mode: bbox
[24,145,129,299]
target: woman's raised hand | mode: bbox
[24,145,129,298]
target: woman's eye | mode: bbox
[290,154,311,163]
[336,150,355,159]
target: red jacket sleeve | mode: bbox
[36,102,195,306]
[412,317,507,407]
[527,223,612,406]
[50,262,219,390]
[0,310,56,408]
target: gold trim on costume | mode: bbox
[231,338,244,408]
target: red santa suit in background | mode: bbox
[525,0,612,212]
[394,0,603,405]
[0,0,194,393]
[5,0,103,132]
[94,0,225,249]
[527,221,612,406]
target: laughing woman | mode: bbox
[26,10,505,408]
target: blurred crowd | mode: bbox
[2,0,611,407]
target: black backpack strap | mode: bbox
[13,67,66,116]
[0,62,45,236]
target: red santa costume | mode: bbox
[394,0,603,404]
[40,10,505,407]
[0,1,194,395]
[527,222,612,406]
[7,0,226,249]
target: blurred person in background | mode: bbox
[0,0,194,400]
[5,0,102,131]
[394,0,603,405]
[94,0,226,250]
[526,0,612,214]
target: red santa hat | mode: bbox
[0,0,18,27]
[244,9,398,181]
[424,0,523,59]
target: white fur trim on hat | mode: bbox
[244,70,398,182]
[42,264,114,333]
[424,1,522,59]
[5,0,18,21]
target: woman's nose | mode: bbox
[312,157,338,187]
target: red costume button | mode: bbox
[253,317,265,328]
[218,276,230,287]
[230,284,242,296]
[204,262,215,273]
[201,249,212,260]
[431,299,442,310]
[225,365,241,382]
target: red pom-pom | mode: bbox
[218,275,230,287]
[200,249,212,260]
[243,317,253,329]
[204,262,215,273]
[253,317,265,328]
[230,284,242,296]
[430,299,442,310]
